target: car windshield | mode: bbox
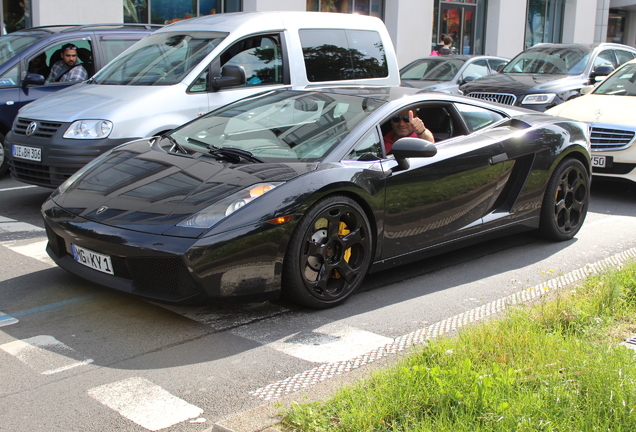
[0,34,46,65]
[593,63,636,96]
[171,90,386,162]
[400,58,466,81]
[91,31,225,85]
[502,46,590,75]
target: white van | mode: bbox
[7,11,400,188]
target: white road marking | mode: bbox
[0,335,93,375]
[0,185,37,192]
[88,377,204,431]
[0,214,45,233]
[263,323,393,364]
[0,312,19,327]
[1,239,54,266]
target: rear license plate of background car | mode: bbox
[71,244,114,275]
[12,144,41,162]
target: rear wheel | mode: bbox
[538,158,589,241]
[0,132,7,176]
[282,195,373,308]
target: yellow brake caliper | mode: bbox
[333,221,351,279]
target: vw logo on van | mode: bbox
[26,121,38,136]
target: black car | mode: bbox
[0,23,161,176]
[459,43,636,112]
[42,87,591,309]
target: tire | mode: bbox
[282,195,373,308]
[0,131,7,176]
[538,158,589,241]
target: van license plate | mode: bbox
[71,244,114,275]
[12,145,41,162]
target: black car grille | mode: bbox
[14,117,63,138]
[466,92,517,105]
[10,159,75,187]
[126,256,200,298]
[590,126,635,151]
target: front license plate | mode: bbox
[71,244,114,275]
[12,144,41,162]
[591,155,606,168]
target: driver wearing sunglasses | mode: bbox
[383,109,435,154]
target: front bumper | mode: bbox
[7,118,135,188]
[42,200,287,304]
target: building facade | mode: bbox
[4,0,636,67]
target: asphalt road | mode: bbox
[1,174,635,432]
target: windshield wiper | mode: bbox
[185,137,263,163]
[210,147,264,163]
[162,134,188,154]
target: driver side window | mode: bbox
[220,34,284,88]
[346,129,383,161]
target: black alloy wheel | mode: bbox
[282,195,373,308]
[539,158,589,241]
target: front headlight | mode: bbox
[64,120,113,139]
[177,182,284,229]
[521,93,556,105]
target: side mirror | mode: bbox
[211,65,246,90]
[22,73,45,87]
[580,85,595,96]
[590,65,614,83]
[460,76,476,85]
[495,63,507,73]
[391,137,437,171]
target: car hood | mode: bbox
[461,73,581,94]
[51,139,315,236]
[17,83,187,122]
[546,94,636,126]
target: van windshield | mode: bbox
[0,34,46,65]
[91,31,226,86]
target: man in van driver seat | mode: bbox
[45,43,88,84]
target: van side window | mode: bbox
[299,29,388,82]
[220,34,283,87]
[101,38,145,63]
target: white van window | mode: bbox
[299,29,388,82]
[220,34,284,87]
[91,32,226,86]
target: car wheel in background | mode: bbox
[539,158,589,241]
[282,195,373,308]
[0,132,7,176]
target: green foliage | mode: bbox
[282,262,636,432]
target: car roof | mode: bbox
[156,11,388,34]
[526,42,636,52]
[7,23,161,36]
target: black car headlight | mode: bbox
[177,182,284,229]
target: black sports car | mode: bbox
[41,87,591,308]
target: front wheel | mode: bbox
[0,132,7,176]
[538,158,589,241]
[282,195,373,308]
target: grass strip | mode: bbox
[282,261,636,431]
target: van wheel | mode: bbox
[0,132,8,176]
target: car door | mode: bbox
[380,102,510,260]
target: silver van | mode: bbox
[7,11,400,188]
